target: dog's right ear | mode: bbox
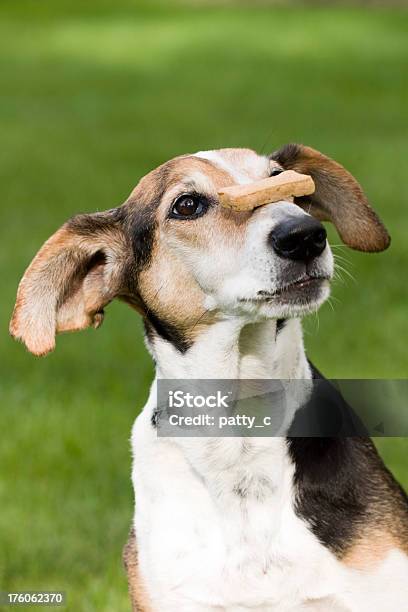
[271,144,390,252]
[10,209,132,356]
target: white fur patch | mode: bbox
[194,149,270,185]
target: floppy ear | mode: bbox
[271,144,390,252]
[10,209,132,356]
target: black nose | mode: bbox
[269,217,327,261]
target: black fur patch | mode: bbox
[66,205,127,236]
[270,143,302,168]
[125,165,192,353]
[127,192,163,272]
[276,318,287,335]
[287,362,408,557]
[131,213,157,271]
[288,363,368,438]
[151,408,159,428]
[144,312,191,354]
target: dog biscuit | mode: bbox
[218,170,315,211]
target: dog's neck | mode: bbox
[147,317,310,381]
[142,317,312,484]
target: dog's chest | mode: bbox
[133,425,346,610]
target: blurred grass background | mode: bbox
[0,1,407,610]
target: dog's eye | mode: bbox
[170,195,208,220]
[270,168,284,177]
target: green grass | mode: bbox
[0,1,407,610]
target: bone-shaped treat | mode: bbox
[218,170,315,211]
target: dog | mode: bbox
[10,145,408,611]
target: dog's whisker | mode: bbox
[191,308,210,333]
[258,129,276,155]
[313,310,320,333]
[144,283,165,318]
[332,252,354,266]
[333,269,346,283]
[334,263,357,284]
[333,273,349,287]
[330,243,348,249]
[326,296,336,312]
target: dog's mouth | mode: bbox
[240,274,330,305]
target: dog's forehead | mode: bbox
[193,148,271,184]
[125,148,271,213]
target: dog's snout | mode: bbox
[269,217,327,261]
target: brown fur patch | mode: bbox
[340,460,408,570]
[342,529,398,570]
[123,529,154,612]
[342,505,408,570]
[10,212,129,355]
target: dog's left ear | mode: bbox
[9,209,132,356]
[271,144,390,252]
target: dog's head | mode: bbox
[10,145,390,355]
